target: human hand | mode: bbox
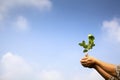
[80,55,96,68]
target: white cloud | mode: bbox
[0,52,63,80]
[72,70,104,80]
[0,52,34,80]
[88,70,104,80]
[0,0,52,21]
[102,18,120,43]
[38,70,63,80]
[12,16,29,31]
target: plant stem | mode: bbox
[85,53,88,57]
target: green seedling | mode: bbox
[79,34,95,53]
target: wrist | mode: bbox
[93,57,98,65]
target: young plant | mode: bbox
[78,34,95,54]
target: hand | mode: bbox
[80,55,96,68]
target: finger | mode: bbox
[80,59,86,63]
[81,57,88,60]
[81,63,88,67]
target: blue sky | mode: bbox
[0,0,120,80]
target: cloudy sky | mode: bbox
[0,0,120,80]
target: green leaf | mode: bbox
[83,49,88,53]
[78,34,95,53]
[88,34,95,40]
[79,41,88,48]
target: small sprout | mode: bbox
[79,34,95,53]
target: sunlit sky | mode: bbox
[0,0,120,80]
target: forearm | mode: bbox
[94,65,112,80]
[95,59,116,76]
